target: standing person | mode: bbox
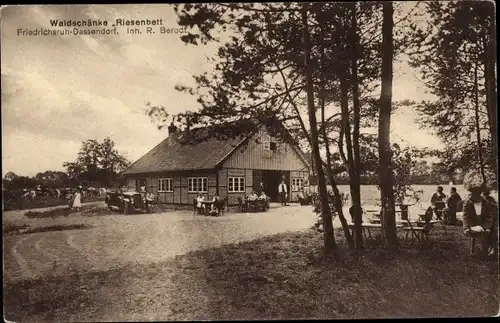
[431,186,447,220]
[447,187,462,225]
[73,187,82,212]
[257,182,265,196]
[278,180,288,206]
[196,194,206,214]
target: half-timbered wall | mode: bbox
[125,170,217,205]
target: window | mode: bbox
[228,177,245,192]
[292,178,304,191]
[188,177,208,193]
[158,178,173,192]
[263,134,271,151]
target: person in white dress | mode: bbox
[196,194,205,214]
[73,188,82,211]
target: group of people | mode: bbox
[247,190,268,201]
[429,186,462,224]
[429,183,497,257]
[195,194,224,216]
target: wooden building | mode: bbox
[122,121,310,205]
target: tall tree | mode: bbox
[409,1,496,185]
[302,3,336,254]
[4,171,18,182]
[378,1,397,249]
[63,137,130,186]
[349,2,363,249]
[34,171,70,188]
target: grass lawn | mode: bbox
[4,226,498,321]
[24,204,111,219]
[7,195,105,211]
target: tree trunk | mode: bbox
[325,169,354,248]
[349,3,364,250]
[340,77,363,249]
[379,2,397,249]
[474,61,486,184]
[319,18,354,249]
[484,16,497,185]
[302,4,336,254]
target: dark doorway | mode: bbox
[261,170,289,202]
[253,170,263,194]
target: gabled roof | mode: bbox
[122,119,311,175]
[122,125,252,175]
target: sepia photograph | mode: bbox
[1,2,498,321]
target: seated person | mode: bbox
[247,191,259,201]
[209,197,220,216]
[463,184,497,257]
[258,191,268,200]
[431,186,447,220]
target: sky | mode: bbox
[1,4,443,177]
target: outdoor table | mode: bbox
[200,200,214,215]
[415,219,447,234]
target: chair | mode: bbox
[213,199,224,217]
[433,201,446,220]
[469,233,479,256]
[404,218,432,247]
[256,199,267,212]
[237,196,246,212]
[467,231,489,257]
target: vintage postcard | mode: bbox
[2,2,498,321]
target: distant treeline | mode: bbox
[3,170,124,191]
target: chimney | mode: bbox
[167,122,178,146]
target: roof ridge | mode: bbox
[121,136,170,174]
